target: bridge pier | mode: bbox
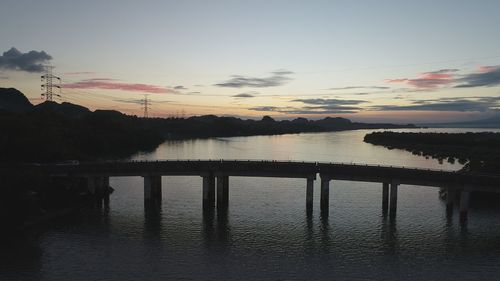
[320,176,330,212]
[87,176,110,202]
[101,176,110,207]
[144,175,162,211]
[87,176,99,195]
[459,190,470,220]
[306,176,315,209]
[382,182,389,213]
[389,181,399,217]
[202,174,216,209]
[217,175,229,209]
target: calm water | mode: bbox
[3,128,500,280]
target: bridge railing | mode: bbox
[93,158,459,173]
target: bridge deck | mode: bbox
[35,159,500,191]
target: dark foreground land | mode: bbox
[0,87,416,162]
[364,131,500,174]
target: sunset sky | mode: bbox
[1,0,500,123]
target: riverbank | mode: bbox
[363,131,500,173]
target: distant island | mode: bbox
[364,131,500,174]
[0,87,417,162]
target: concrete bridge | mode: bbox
[37,159,500,220]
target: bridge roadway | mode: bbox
[39,159,500,219]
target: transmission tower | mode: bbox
[141,94,151,118]
[41,65,61,101]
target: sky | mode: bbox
[1,0,500,123]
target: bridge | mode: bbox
[37,159,500,220]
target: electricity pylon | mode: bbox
[41,65,61,101]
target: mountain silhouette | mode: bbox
[0,88,33,113]
[34,101,91,118]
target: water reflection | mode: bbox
[201,206,232,251]
[202,206,215,247]
[144,208,163,234]
[319,211,331,254]
[380,213,398,255]
[216,208,231,250]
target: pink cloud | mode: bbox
[477,65,500,73]
[386,69,457,89]
[63,78,178,94]
[385,78,408,83]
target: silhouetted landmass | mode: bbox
[34,100,91,117]
[364,131,500,173]
[0,88,33,113]
[0,87,416,162]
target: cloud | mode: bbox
[423,69,460,74]
[272,70,294,75]
[215,70,293,88]
[113,99,145,104]
[386,68,457,89]
[232,91,260,98]
[114,98,171,104]
[233,93,255,98]
[385,66,500,90]
[249,98,366,114]
[250,106,280,112]
[478,65,498,72]
[329,86,390,90]
[292,98,366,105]
[374,96,500,112]
[249,105,359,114]
[0,47,52,73]
[63,78,178,94]
[455,65,500,88]
[174,85,187,90]
[292,98,366,113]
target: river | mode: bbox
[2,128,500,280]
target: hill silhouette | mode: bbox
[34,101,91,118]
[0,87,417,162]
[0,88,33,113]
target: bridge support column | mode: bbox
[306,176,314,209]
[446,187,456,209]
[87,176,110,198]
[144,175,162,211]
[202,174,215,209]
[382,182,389,213]
[320,176,330,212]
[217,175,229,209]
[459,190,470,220]
[101,176,110,207]
[87,176,97,195]
[389,181,398,217]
